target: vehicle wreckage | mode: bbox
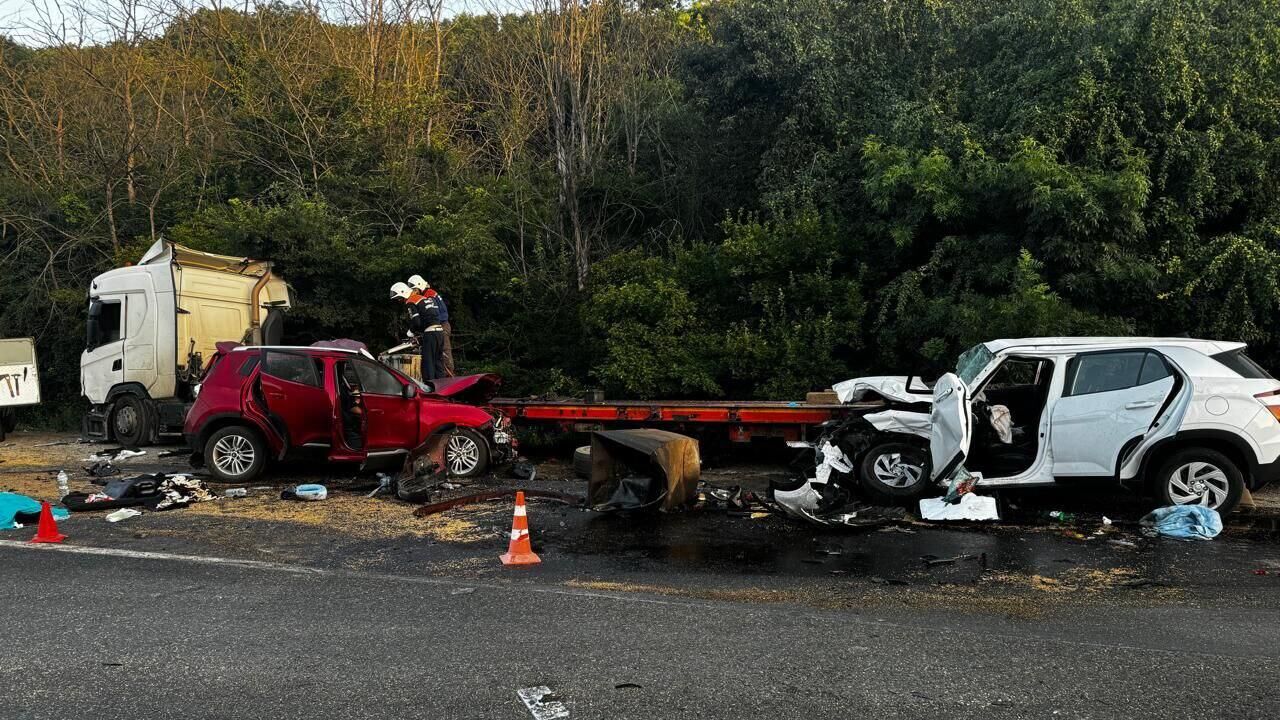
[776,337,1280,522]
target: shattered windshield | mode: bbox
[955,344,994,387]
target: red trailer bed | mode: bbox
[489,397,871,442]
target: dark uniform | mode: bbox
[407,294,445,381]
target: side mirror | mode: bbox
[402,383,417,400]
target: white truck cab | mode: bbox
[82,240,290,445]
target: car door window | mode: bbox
[352,359,403,396]
[1137,353,1172,385]
[1065,352,1147,396]
[263,351,321,387]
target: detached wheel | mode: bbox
[1154,448,1243,514]
[110,394,152,448]
[573,445,593,478]
[205,425,266,483]
[859,441,930,502]
[446,428,490,478]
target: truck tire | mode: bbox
[1153,447,1243,514]
[205,425,267,483]
[573,445,593,478]
[110,394,153,448]
[858,440,931,502]
[445,427,491,478]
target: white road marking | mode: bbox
[517,686,569,720]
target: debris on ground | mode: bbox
[919,493,999,521]
[63,473,215,512]
[587,429,699,512]
[0,491,70,529]
[105,508,143,523]
[224,488,248,498]
[510,459,537,481]
[82,448,147,463]
[516,686,569,720]
[613,683,642,690]
[1140,505,1222,540]
[83,461,120,478]
[281,484,328,501]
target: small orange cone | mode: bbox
[500,491,541,566]
[30,501,66,544]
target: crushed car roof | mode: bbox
[984,337,1246,355]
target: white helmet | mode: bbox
[408,274,430,292]
[389,281,411,300]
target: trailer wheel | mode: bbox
[573,445,593,478]
[110,394,153,448]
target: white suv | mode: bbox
[922,337,1280,514]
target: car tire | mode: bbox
[859,440,931,502]
[110,394,152,448]
[573,445,593,478]
[1153,447,1244,514]
[205,425,267,484]
[445,428,490,478]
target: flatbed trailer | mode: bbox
[489,397,871,443]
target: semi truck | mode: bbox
[81,240,290,446]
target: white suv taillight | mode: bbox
[1253,389,1280,422]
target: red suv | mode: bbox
[184,344,513,483]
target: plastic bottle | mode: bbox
[224,488,248,498]
[1049,510,1076,523]
[56,470,70,498]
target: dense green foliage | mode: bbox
[3,0,1280,425]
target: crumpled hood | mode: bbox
[427,373,502,404]
[833,376,932,405]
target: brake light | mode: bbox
[1254,390,1280,423]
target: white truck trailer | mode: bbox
[0,337,40,442]
[81,240,290,445]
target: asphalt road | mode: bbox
[3,541,1278,720]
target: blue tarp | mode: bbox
[1140,505,1223,540]
[0,492,70,530]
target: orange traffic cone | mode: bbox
[30,501,66,544]
[500,491,541,566]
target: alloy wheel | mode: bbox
[212,434,256,478]
[872,451,923,488]
[446,433,481,475]
[1167,461,1230,509]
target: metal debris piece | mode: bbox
[517,686,569,720]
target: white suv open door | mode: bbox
[929,372,971,481]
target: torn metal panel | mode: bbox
[517,686,570,720]
[832,376,932,405]
[863,409,932,439]
[588,429,700,512]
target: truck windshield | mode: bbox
[956,344,994,387]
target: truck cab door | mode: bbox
[81,297,126,402]
[929,373,972,482]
